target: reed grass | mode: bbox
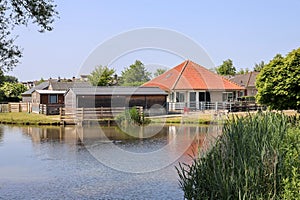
[177,112,300,199]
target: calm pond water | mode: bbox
[0,124,220,199]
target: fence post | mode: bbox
[59,107,63,121]
[81,107,84,122]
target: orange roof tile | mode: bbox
[143,60,244,91]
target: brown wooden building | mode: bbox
[31,90,65,114]
[64,87,168,110]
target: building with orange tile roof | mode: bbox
[143,60,244,110]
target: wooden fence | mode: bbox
[0,104,9,113]
[60,107,127,125]
[0,103,31,113]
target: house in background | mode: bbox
[21,81,49,103]
[228,71,259,97]
[22,78,91,114]
[143,60,244,110]
[21,78,91,103]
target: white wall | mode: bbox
[209,91,223,102]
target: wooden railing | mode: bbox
[0,103,30,113]
[60,107,127,125]
[31,103,64,115]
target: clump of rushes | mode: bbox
[177,112,300,199]
[115,107,150,126]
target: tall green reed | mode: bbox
[177,112,300,199]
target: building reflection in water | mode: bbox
[21,125,222,159]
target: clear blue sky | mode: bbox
[9,0,300,81]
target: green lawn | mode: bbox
[149,113,217,124]
[0,112,60,125]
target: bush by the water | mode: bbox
[115,107,150,126]
[177,112,300,199]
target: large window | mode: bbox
[189,92,196,102]
[176,92,185,102]
[222,92,233,102]
[199,92,211,102]
[199,92,205,101]
[49,94,58,104]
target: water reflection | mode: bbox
[20,124,221,173]
[21,125,221,155]
[0,126,3,146]
[0,124,221,199]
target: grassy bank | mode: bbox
[177,112,300,199]
[0,112,60,125]
[150,113,217,125]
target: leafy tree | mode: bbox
[0,0,58,71]
[88,65,115,86]
[3,75,18,83]
[120,60,151,86]
[154,68,167,77]
[256,49,300,110]
[237,68,250,75]
[216,59,236,75]
[0,82,27,101]
[237,68,245,75]
[0,69,4,84]
[0,69,19,101]
[254,61,265,72]
[36,78,45,85]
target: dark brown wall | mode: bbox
[77,95,167,109]
[40,94,64,104]
[58,95,64,104]
[41,94,48,104]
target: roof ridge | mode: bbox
[246,71,252,87]
[190,60,244,89]
[171,60,189,90]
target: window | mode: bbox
[189,92,196,102]
[222,92,233,102]
[176,92,185,102]
[199,92,205,101]
[49,94,58,104]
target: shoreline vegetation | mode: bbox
[177,112,300,199]
[0,112,61,126]
[0,111,217,126]
[0,110,298,126]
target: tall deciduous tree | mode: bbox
[256,49,300,110]
[0,0,58,71]
[216,59,236,76]
[88,66,115,86]
[120,60,151,86]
